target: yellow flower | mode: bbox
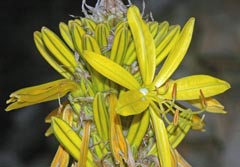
[6,79,79,111]
[5,2,231,167]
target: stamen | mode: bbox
[172,83,177,102]
[173,109,179,126]
[200,89,207,108]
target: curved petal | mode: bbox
[160,75,230,100]
[6,79,79,111]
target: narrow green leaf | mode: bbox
[83,51,140,90]
[162,75,230,100]
[128,5,156,85]
[154,18,195,88]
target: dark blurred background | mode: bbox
[0,0,239,166]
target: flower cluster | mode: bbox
[6,1,230,167]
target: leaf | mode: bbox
[149,106,172,167]
[116,89,150,116]
[161,75,230,100]
[154,18,195,88]
[83,51,140,90]
[128,5,156,85]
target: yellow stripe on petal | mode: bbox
[154,18,195,88]
[83,51,140,90]
[128,5,156,85]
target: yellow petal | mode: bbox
[161,75,230,100]
[6,79,79,111]
[83,51,140,90]
[51,145,70,167]
[110,22,131,64]
[190,97,227,114]
[149,105,172,167]
[128,5,156,85]
[95,23,110,51]
[41,27,77,73]
[109,94,128,164]
[71,22,86,55]
[51,117,93,165]
[156,25,180,66]
[191,114,205,131]
[81,18,97,32]
[34,31,73,79]
[167,112,192,148]
[59,22,74,51]
[154,18,195,87]
[93,93,109,141]
[127,110,150,148]
[116,89,150,116]
[78,121,91,167]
